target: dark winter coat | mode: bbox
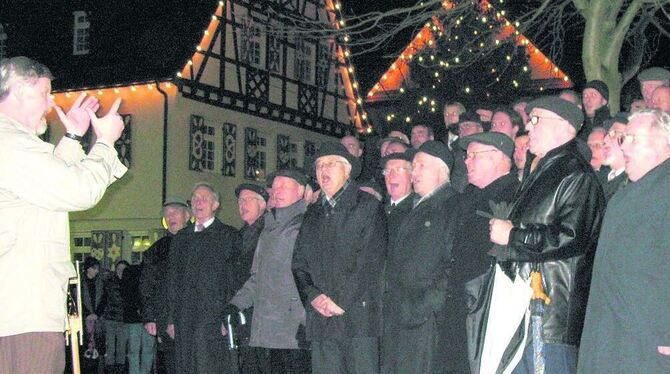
[102,273,124,322]
[81,274,105,318]
[382,184,458,374]
[139,234,173,327]
[121,265,143,323]
[578,159,670,374]
[167,219,240,373]
[384,193,415,247]
[578,105,610,141]
[446,173,519,374]
[292,181,387,342]
[503,139,605,345]
[601,170,628,203]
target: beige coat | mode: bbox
[0,114,127,337]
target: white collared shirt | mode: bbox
[195,217,215,232]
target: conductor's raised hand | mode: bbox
[54,92,100,136]
[85,97,124,145]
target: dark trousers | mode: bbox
[511,339,577,374]
[311,337,379,374]
[0,332,65,374]
[240,347,310,374]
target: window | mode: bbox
[241,16,262,68]
[189,115,216,172]
[267,32,281,73]
[72,11,90,55]
[0,23,7,60]
[295,38,314,83]
[316,42,331,87]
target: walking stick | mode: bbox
[65,261,83,374]
[530,269,551,374]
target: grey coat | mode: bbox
[231,200,307,349]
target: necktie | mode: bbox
[196,223,204,232]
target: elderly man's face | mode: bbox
[458,121,483,137]
[384,159,413,201]
[641,80,666,106]
[316,155,350,197]
[514,135,529,170]
[587,131,606,170]
[191,187,219,223]
[603,122,626,168]
[411,126,432,149]
[526,108,571,157]
[621,115,668,182]
[411,152,446,197]
[163,205,190,234]
[19,77,53,135]
[272,176,304,208]
[651,87,670,114]
[444,105,461,125]
[238,189,266,225]
[340,136,363,158]
[491,112,517,139]
[582,88,607,116]
[465,142,506,189]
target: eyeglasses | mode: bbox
[607,129,624,142]
[382,167,412,175]
[315,160,347,170]
[464,149,499,160]
[617,132,653,146]
[528,114,564,125]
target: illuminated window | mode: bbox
[0,23,7,60]
[72,11,90,55]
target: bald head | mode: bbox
[340,135,363,158]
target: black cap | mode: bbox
[638,67,670,82]
[583,80,609,101]
[458,111,482,125]
[315,142,362,179]
[458,132,515,159]
[526,96,584,131]
[381,149,417,169]
[235,183,270,202]
[417,140,454,171]
[613,112,630,124]
[266,168,308,187]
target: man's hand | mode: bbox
[85,97,124,145]
[144,322,157,336]
[166,324,175,339]
[490,218,513,246]
[54,93,100,136]
[311,294,345,317]
[221,323,228,336]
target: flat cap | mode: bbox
[381,149,417,169]
[235,183,270,202]
[378,136,409,150]
[583,80,609,101]
[417,140,454,171]
[163,196,189,208]
[315,142,361,179]
[526,96,584,131]
[459,132,515,159]
[458,111,482,125]
[266,168,308,187]
[638,67,670,82]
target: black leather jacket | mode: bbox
[505,139,605,345]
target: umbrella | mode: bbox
[529,269,551,374]
[225,311,247,373]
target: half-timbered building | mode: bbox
[0,0,364,267]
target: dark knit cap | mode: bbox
[583,80,609,101]
[315,142,362,179]
[417,140,454,171]
[84,256,100,271]
[638,67,670,82]
[458,132,515,159]
[235,183,270,202]
[268,168,308,187]
[526,96,584,131]
[381,149,417,168]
